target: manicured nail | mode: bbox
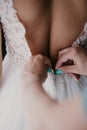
[47,68,54,73]
[55,69,63,75]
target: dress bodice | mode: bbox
[0,3,87,129]
[0,0,87,67]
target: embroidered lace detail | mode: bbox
[0,0,14,17]
[0,0,31,67]
[0,0,87,67]
[74,23,87,45]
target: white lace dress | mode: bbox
[0,0,87,130]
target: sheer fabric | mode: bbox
[0,0,87,129]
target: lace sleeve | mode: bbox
[74,22,87,46]
[0,0,13,19]
[0,0,5,18]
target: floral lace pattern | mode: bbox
[0,0,31,67]
[0,0,87,67]
[74,23,87,45]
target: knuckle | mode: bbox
[76,47,81,53]
[58,51,61,57]
[71,47,77,54]
[37,54,43,59]
[59,50,63,56]
[58,51,61,55]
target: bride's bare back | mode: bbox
[14,0,87,66]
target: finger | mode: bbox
[69,73,80,81]
[58,47,71,57]
[34,54,46,65]
[36,54,44,60]
[56,52,73,69]
[36,55,51,67]
[72,44,80,47]
[44,56,52,67]
[59,65,79,74]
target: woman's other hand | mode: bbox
[22,54,51,84]
[56,45,87,76]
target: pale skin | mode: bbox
[0,1,87,128]
[14,0,87,67]
[56,44,87,75]
[0,0,87,77]
[21,53,87,130]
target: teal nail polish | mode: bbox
[47,68,54,73]
[55,69,63,75]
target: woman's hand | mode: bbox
[56,45,87,76]
[22,54,51,84]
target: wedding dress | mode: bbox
[0,0,87,129]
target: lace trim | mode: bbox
[74,23,87,45]
[0,0,15,17]
[0,0,87,67]
[0,0,31,67]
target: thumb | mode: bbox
[44,56,52,68]
[59,65,79,74]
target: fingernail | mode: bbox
[73,77,79,82]
[47,68,54,73]
[73,75,80,82]
[55,69,63,75]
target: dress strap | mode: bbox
[0,0,14,18]
[74,22,87,46]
